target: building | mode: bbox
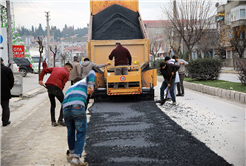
[216,0,246,66]
[60,35,88,61]
[143,20,167,60]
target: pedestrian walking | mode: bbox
[81,58,110,79]
[1,58,14,126]
[69,56,81,85]
[108,42,132,89]
[42,59,47,69]
[173,55,189,96]
[165,56,180,99]
[62,70,96,166]
[39,62,73,127]
[158,62,180,105]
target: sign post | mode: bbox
[0,28,8,64]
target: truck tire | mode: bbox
[20,69,27,77]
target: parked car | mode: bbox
[13,58,33,77]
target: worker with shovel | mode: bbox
[157,62,180,105]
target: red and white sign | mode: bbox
[120,76,126,82]
[12,45,25,58]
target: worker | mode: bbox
[108,42,132,89]
[69,56,81,85]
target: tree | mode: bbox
[50,45,57,67]
[161,0,216,60]
[36,36,44,78]
[230,25,246,59]
[163,22,182,56]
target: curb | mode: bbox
[183,81,246,103]
[221,70,241,74]
[157,76,245,103]
[10,87,46,102]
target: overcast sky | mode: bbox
[1,0,227,30]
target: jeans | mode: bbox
[177,74,185,95]
[63,104,87,158]
[47,86,64,122]
[1,99,10,124]
[160,78,176,102]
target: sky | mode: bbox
[1,0,227,30]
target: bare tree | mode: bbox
[60,53,67,66]
[36,36,43,78]
[161,0,216,60]
[163,23,182,56]
[150,37,162,62]
[195,29,218,58]
[229,25,246,59]
[50,45,57,67]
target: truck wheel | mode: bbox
[20,69,27,77]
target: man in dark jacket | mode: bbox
[109,42,132,89]
[1,58,14,126]
[159,62,180,105]
[39,63,73,127]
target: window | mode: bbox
[240,9,245,18]
[227,12,230,24]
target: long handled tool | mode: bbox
[160,74,173,105]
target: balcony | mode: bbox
[230,5,246,27]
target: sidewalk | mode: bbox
[221,67,241,74]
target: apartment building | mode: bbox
[216,0,246,66]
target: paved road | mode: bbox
[155,80,245,165]
[218,73,241,83]
[22,73,49,94]
[1,73,245,165]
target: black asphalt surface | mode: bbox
[85,101,232,166]
[92,4,143,40]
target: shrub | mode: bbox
[187,58,222,80]
[151,59,165,74]
[235,57,246,86]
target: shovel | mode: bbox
[160,74,173,105]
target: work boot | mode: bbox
[58,121,66,126]
[51,122,58,127]
[71,159,88,166]
[160,100,165,106]
[3,121,11,127]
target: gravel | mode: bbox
[84,101,232,166]
[92,4,143,40]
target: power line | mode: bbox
[19,0,44,20]
[24,0,44,14]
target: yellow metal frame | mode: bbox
[105,57,142,95]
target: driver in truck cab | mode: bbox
[108,42,132,89]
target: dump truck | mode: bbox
[87,0,157,101]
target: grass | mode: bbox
[184,78,246,93]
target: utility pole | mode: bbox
[6,0,13,70]
[45,11,51,67]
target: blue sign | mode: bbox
[0,35,3,44]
